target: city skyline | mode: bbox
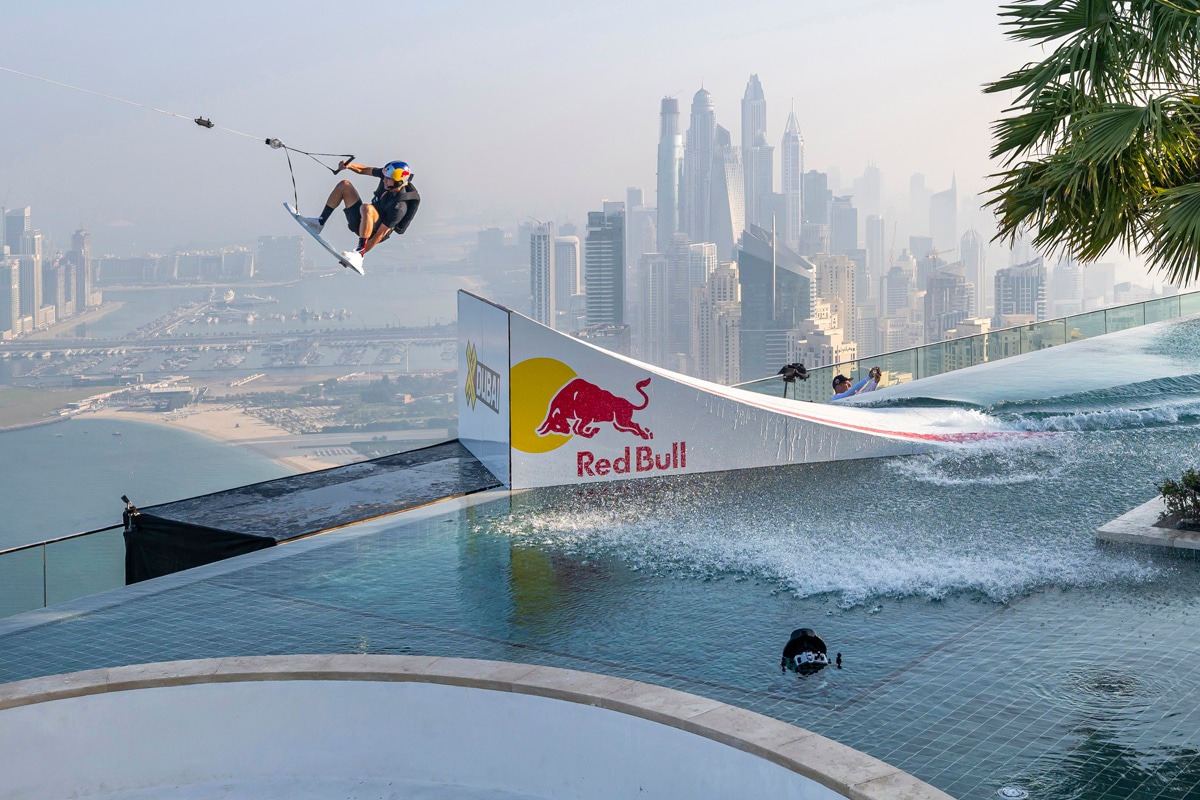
[0,2,1063,260]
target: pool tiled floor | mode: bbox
[3,494,1200,800]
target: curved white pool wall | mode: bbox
[0,656,953,800]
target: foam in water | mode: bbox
[488,322,1200,608]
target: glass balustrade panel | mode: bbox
[1106,305,1144,333]
[1144,296,1181,324]
[1181,292,1200,316]
[45,528,126,607]
[1021,320,1067,354]
[0,547,46,619]
[1066,310,1106,342]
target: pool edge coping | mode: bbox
[0,654,954,800]
[1098,495,1200,551]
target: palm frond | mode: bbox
[1146,184,1200,285]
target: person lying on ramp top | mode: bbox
[300,160,420,273]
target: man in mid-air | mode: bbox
[300,160,420,274]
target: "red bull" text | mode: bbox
[577,442,687,477]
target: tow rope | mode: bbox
[0,64,354,208]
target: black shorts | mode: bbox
[344,201,393,241]
[344,201,363,233]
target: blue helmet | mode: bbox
[381,161,412,185]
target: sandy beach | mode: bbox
[86,405,345,473]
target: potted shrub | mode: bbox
[1157,468,1200,530]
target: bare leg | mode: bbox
[358,203,379,240]
[323,180,361,210]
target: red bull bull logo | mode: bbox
[536,377,653,441]
[510,358,688,480]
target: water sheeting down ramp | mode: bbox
[124,441,501,583]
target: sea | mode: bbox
[0,271,478,550]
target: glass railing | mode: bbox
[736,291,1200,404]
[0,525,126,620]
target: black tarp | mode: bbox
[122,441,502,584]
[124,514,275,585]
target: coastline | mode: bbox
[84,405,343,474]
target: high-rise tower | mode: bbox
[70,230,93,311]
[709,125,745,261]
[741,75,769,229]
[780,102,803,250]
[553,236,580,330]
[656,97,684,252]
[4,207,31,255]
[930,174,958,253]
[529,221,556,327]
[960,229,987,313]
[684,88,716,243]
[585,202,626,326]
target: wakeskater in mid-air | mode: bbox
[0,65,419,277]
[295,160,420,275]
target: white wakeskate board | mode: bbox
[283,202,364,276]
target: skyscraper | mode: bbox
[737,225,815,379]
[625,187,656,312]
[4,207,31,255]
[909,174,932,235]
[802,171,830,225]
[865,215,886,300]
[529,221,556,327]
[930,175,958,253]
[688,241,718,288]
[882,265,910,316]
[829,196,857,254]
[638,253,671,366]
[0,258,18,335]
[741,75,772,230]
[666,233,694,359]
[741,75,766,169]
[585,202,625,326]
[813,253,857,344]
[684,88,717,242]
[853,163,882,221]
[780,103,803,250]
[68,230,93,311]
[554,236,580,329]
[656,98,684,252]
[709,125,745,261]
[960,229,986,313]
[994,258,1047,325]
[691,261,741,384]
[18,255,41,319]
[925,267,974,342]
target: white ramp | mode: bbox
[457,291,1003,488]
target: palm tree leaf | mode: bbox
[1146,184,1200,285]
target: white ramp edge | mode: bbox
[457,291,1009,489]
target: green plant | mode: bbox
[1158,467,1200,518]
[986,0,1200,284]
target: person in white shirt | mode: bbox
[831,366,882,401]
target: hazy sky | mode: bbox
[1,1,1047,259]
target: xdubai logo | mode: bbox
[510,358,686,478]
[464,341,500,414]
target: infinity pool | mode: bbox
[6,319,1200,800]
